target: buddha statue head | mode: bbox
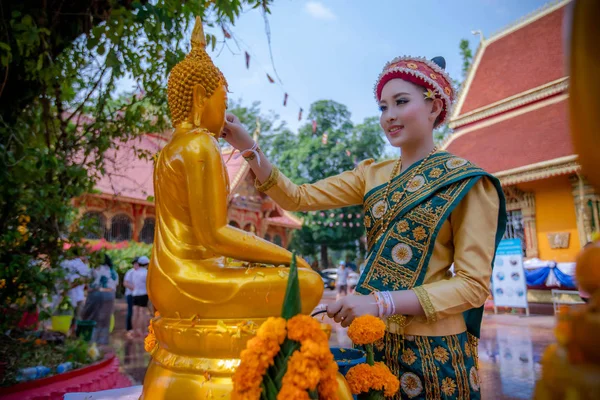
[167,17,228,133]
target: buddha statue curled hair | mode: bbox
[167,17,228,127]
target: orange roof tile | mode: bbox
[445,99,574,173]
[458,4,566,116]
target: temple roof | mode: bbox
[443,0,574,176]
[95,134,302,229]
[452,1,568,120]
[445,97,573,174]
[96,136,246,201]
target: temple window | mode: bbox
[140,218,156,244]
[244,223,256,233]
[82,211,106,240]
[229,221,240,228]
[107,214,133,242]
[264,233,272,242]
[273,235,282,246]
[504,210,526,252]
[503,186,538,258]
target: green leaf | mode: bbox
[281,252,301,320]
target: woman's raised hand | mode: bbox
[222,113,255,151]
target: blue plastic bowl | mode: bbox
[331,347,366,376]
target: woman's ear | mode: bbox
[192,84,207,126]
[429,98,443,124]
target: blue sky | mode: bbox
[201,0,549,132]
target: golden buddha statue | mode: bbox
[534,1,600,398]
[141,17,326,399]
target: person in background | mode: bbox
[123,257,139,336]
[58,248,91,326]
[336,261,350,300]
[131,255,150,338]
[81,253,118,345]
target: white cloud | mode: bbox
[304,2,337,21]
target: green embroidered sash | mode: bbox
[356,151,506,338]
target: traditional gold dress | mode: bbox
[257,151,507,399]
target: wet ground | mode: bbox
[111,291,556,399]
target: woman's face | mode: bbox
[378,79,440,148]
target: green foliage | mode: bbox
[262,101,385,263]
[459,39,474,80]
[105,241,152,274]
[0,0,273,331]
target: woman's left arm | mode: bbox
[406,177,501,323]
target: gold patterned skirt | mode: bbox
[373,331,481,400]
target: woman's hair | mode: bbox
[103,253,113,268]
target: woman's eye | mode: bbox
[379,105,387,112]
[396,99,408,105]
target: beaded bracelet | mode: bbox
[235,142,262,165]
[371,291,396,318]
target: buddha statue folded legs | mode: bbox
[140,17,334,399]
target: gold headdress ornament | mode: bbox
[167,17,228,127]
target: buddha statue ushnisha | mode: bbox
[141,17,323,399]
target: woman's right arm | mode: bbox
[222,113,370,211]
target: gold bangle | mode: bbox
[255,166,279,192]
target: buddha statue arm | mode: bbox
[184,134,301,266]
[253,159,373,212]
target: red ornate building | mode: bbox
[74,127,301,247]
[442,0,598,303]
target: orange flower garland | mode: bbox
[233,314,339,400]
[347,315,386,345]
[144,311,160,353]
[232,317,287,399]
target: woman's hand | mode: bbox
[221,113,255,151]
[327,294,379,328]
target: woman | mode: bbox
[81,254,118,345]
[223,56,506,399]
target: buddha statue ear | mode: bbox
[192,84,207,126]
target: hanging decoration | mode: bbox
[283,93,288,106]
[298,108,303,121]
[322,131,328,145]
[245,51,250,69]
[267,74,275,83]
[346,150,351,157]
[312,120,317,134]
[221,25,232,39]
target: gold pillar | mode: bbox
[570,174,599,246]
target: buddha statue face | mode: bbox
[191,81,227,135]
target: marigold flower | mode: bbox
[300,339,334,369]
[373,362,399,397]
[257,317,287,344]
[346,363,374,394]
[144,332,157,353]
[287,315,327,344]
[347,315,386,345]
[276,383,310,400]
[317,362,339,400]
[282,351,321,390]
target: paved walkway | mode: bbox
[110,292,556,399]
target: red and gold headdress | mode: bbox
[374,56,455,125]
